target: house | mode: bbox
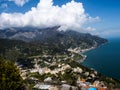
[33,84,58,90]
[61,84,77,90]
[44,77,52,83]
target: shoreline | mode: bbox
[68,41,108,63]
[68,45,97,63]
[81,41,109,62]
[68,41,109,63]
[80,46,96,63]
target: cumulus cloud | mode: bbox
[8,0,29,6]
[0,0,99,31]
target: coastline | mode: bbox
[81,41,109,62]
[68,41,109,63]
[68,41,108,63]
[68,45,97,63]
[81,40,120,80]
[80,46,96,63]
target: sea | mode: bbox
[82,37,120,80]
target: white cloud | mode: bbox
[8,0,29,6]
[97,28,120,38]
[86,27,96,32]
[88,16,100,22]
[0,0,99,31]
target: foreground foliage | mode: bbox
[0,58,24,90]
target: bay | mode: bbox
[82,38,120,80]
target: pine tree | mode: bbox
[0,58,24,90]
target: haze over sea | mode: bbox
[82,37,120,80]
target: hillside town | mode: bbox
[17,48,108,90]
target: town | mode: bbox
[17,48,108,90]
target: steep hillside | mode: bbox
[0,27,107,49]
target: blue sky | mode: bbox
[80,0,120,38]
[0,0,120,38]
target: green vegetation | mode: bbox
[98,73,120,88]
[62,68,78,86]
[0,58,25,90]
[0,29,119,89]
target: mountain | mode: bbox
[1,27,120,90]
[0,26,107,49]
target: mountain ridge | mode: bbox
[0,26,107,49]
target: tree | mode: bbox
[70,87,73,90]
[5,49,20,61]
[0,58,24,90]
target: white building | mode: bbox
[33,84,58,90]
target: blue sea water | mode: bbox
[82,38,120,80]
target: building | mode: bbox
[33,84,58,90]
